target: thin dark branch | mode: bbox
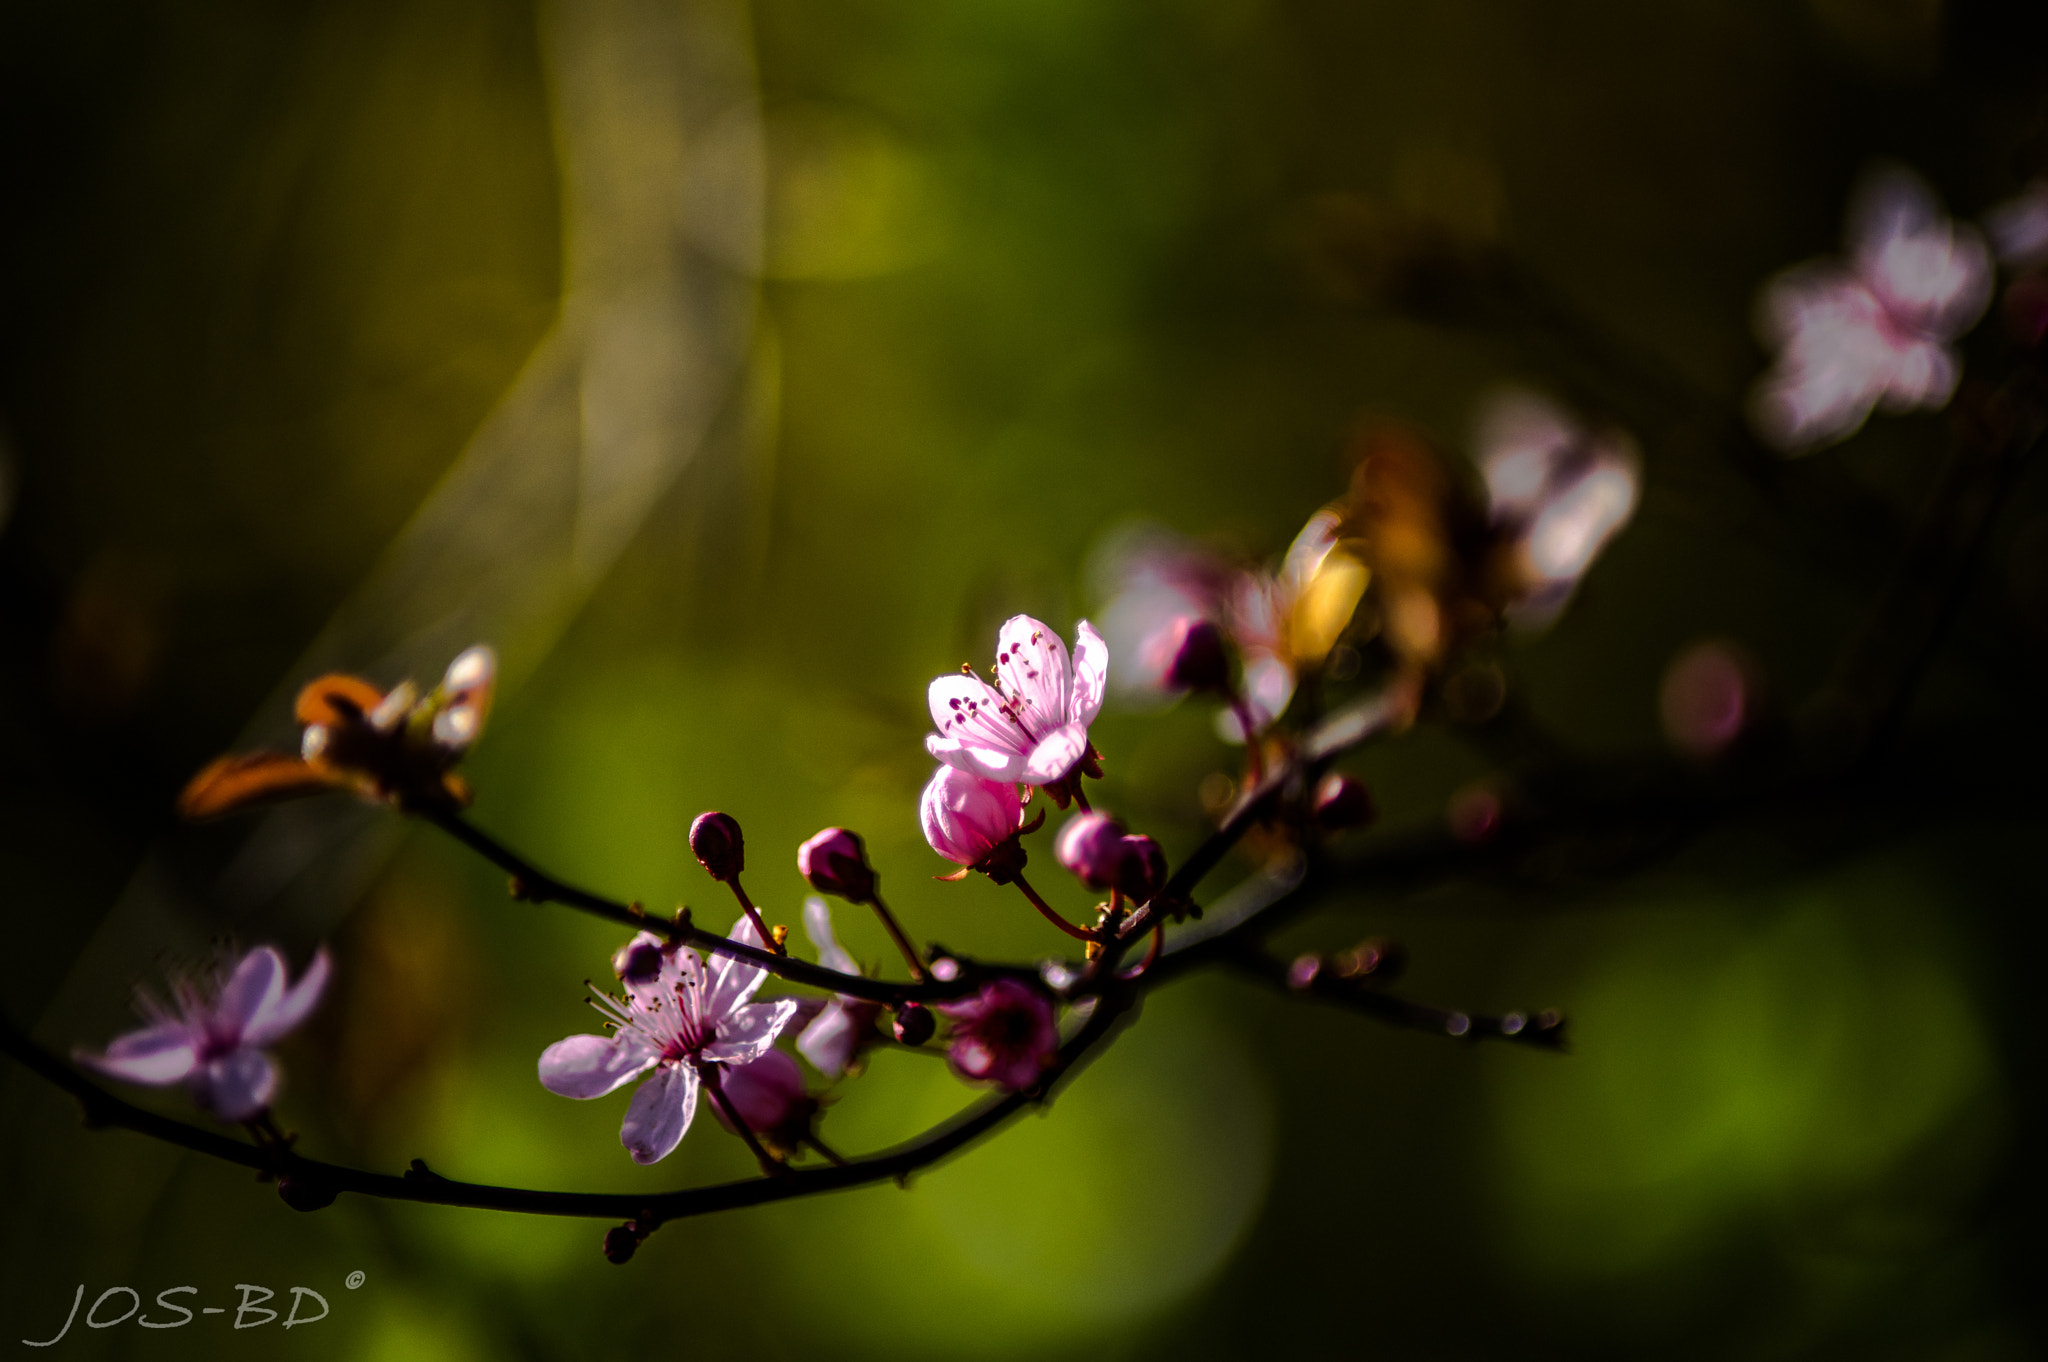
[1217,948,1566,1050]
[0,993,1131,1223]
[425,809,974,1006]
[1811,378,2046,769]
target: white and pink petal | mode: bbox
[702,998,801,1066]
[1022,723,1089,786]
[993,616,1072,736]
[77,1024,200,1085]
[1068,620,1109,727]
[538,1032,658,1099]
[242,948,331,1048]
[927,731,1031,783]
[621,1063,698,1165]
[213,947,288,1043]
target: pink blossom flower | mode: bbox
[1750,165,1992,453]
[76,945,331,1123]
[795,896,882,1079]
[1473,388,1641,628]
[1093,515,1365,742]
[919,765,1026,868]
[937,978,1059,1092]
[538,918,800,1164]
[927,615,1108,789]
[1093,526,1239,694]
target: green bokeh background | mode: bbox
[2,0,2041,1357]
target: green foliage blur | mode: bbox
[2,0,2042,1358]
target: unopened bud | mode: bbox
[1286,953,1323,990]
[892,1002,935,1047]
[603,1225,640,1264]
[1337,936,1405,981]
[797,828,877,904]
[1658,640,1755,761]
[1447,783,1502,843]
[1162,616,1229,693]
[1055,812,1126,890]
[1116,834,1167,903]
[613,939,664,984]
[276,1174,337,1213]
[1312,772,1376,831]
[690,811,746,882]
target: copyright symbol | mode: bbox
[345,1271,366,1290]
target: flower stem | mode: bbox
[1070,784,1092,813]
[806,1133,850,1167]
[1010,872,1095,942]
[725,874,782,954]
[865,891,927,982]
[1120,924,1164,981]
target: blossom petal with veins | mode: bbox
[927,616,1105,790]
[1022,723,1090,786]
[701,999,801,1066]
[995,617,1073,734]
[538,1032,659,1099]
[621,1063,698,1165]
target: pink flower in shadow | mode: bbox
[77,945,331,1123]
[937,978,1059,1092]
[1751,165,1991,453]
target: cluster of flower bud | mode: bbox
[1053,812,1166,903]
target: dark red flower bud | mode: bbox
[690,811,746,882]
[1447,783,1501,843]
[603,1225,640,1264]
[797,827,877,904]
[612,937,664,984]
[1162,616,1229,693]
[1116,834,1167,903]
[1312,772,1376,831]
[1055,812,1126,890]
[892,1002,935,1047]
[276,1174,337,1213]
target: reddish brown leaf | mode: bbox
[176,751,339,821]
[295,674,386,727]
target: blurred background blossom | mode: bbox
[2,0,2043,1359]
